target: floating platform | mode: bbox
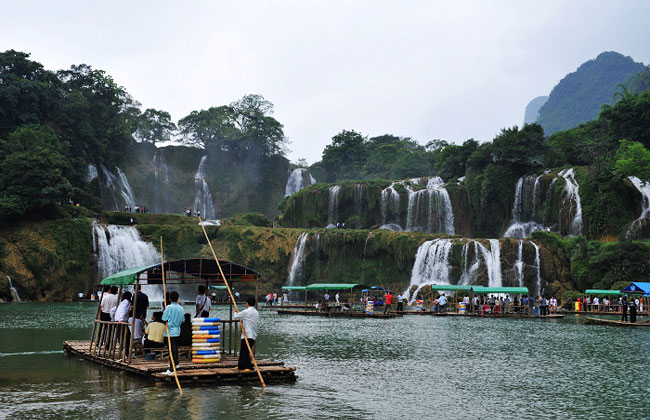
[584,317,650,327]
[62,340,296,385]
[397,311,564,319]
[276,309,400,318]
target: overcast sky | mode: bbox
[2,1,649,163]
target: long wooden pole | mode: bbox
[160,237,183,395]
[199,218,266,388]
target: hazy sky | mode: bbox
[2,1,649,163]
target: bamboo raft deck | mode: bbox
[397,311,564,319]
[63,340,297,385]
[584,317,650,327]
[276,309,401,318]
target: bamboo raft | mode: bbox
[63,340,297,385]
[276,309,401,318]
[397,311,564,319]
[584,317,650,327]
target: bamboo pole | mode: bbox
[160,237,183,395]
[199,218,266,388]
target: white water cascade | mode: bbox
[459,241,480,285]
[404,239,452,302]
[287,232,309,286]
[284,168,316,197]
[326,186,341,228]
[531,241,543,296]
[354,184,364,219]
[93,224,161,280]
[504,172,547,238]
[514,240,524,287]
[380,183,402,230]
[626,176,650,238]
[475,239,502,288]
[6,275,21,302]
[101,165,137,210]
[152,151,171,213]
[405,177,454,234]
[558,168,583,236]
[87,164,98,183]
[194,156,217,219]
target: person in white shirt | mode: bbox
[195,285,212,317]
[98,285,118,347]
[324,292,330,302]
[114,292,132,322]
[593,296,600,312]
[233,296,260,371]
[335,293,340,304]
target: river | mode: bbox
[1,303,649,419]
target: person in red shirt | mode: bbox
[383,291,393,314]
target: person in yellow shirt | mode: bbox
[143,311,165,353]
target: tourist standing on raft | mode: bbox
[621,296,629,322]
[195,285,211,318]
[233,296,259,371]
[162,291,184,375]
[384,291,393,314]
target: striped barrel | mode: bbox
[192,358,220,363]
[192,326,221,331]
[416,300,424,312]
[193,350,219,355]
[193,317,221,322]
[365,301,374,314]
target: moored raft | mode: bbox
[277,309,401,318]
[584,317,650,327]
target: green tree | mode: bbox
[0,125,72,221]
[320,130,367,181]
[614,140,650,180]
[491,124,545,174]
[133,108,176,143]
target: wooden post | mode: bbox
[89,292,103,353]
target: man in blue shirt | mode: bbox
[162,291,184,374]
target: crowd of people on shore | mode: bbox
[183,208,201,217]
[123,205,149,213]
[265,291,289,306]
[415,293,559,316]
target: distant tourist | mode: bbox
[397,294,404,312]
[324,292,330,302]
[621,296,629,322]
[235,290,240,301]
[549,296,558,314]
[593,296,600,312]
[438,294,447,313]
[195,285,211,318]
[283,292,289,305]
[629,298,637,323]
[384,291,393,314]
[233,296,260,372]
[503,295,511,314]
[335,292,340,304]
[162,291,184,375]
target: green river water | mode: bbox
[1,303,649,419]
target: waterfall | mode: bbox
[326,185,341,228]
[93,224,161,280]
[626,176,650,238]
[405,177,454,234]
[152,151,171,213]
[87,164,98,183]
[287,233,309,286]
[558,168,583,236]
[514,240,524,287]
[6,275,21,302]
[459,241,480,285]
[380,183,402,230]
[404,239,452,302]
[284,168,316,197]
[531,241,543,296]
[475,240,502,288]
[101,165,136,210]
[354,184,363,219]
[504,173,547,238]
[194,156,217,219]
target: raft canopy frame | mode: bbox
[620,282,650,296]
[99,258,260,286]
[429,285,529,294]
[281,286,307,291]
[585,289,623,296]
[304,283,367,291]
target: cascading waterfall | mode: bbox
[93,224,161,280]
[459,241,480,285]
[194,156,217,219]
[514,240,524,287]
[504,173,547,238]
[626,176,650,237]
[475,240,502,288]
[284,168,316,197]
[380,183,401,230]
[287,232,309,286]
[558,168,583,236]
[326,186,341,228]
[354,184,364,219]
[87,164,98,183]
[6,275,21,302]
[151,151,171,213]
[405,177,454,234]
[404,239,452,302]
[531,241,543,296]
[101,165,136,210]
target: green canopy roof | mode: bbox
[281,286,307,291]
[431,284,471,291]
[585,289,623,296]
[208,285,234,290]
[100,265,152,285]
[471,286,528,294]
[305,283,365,291]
